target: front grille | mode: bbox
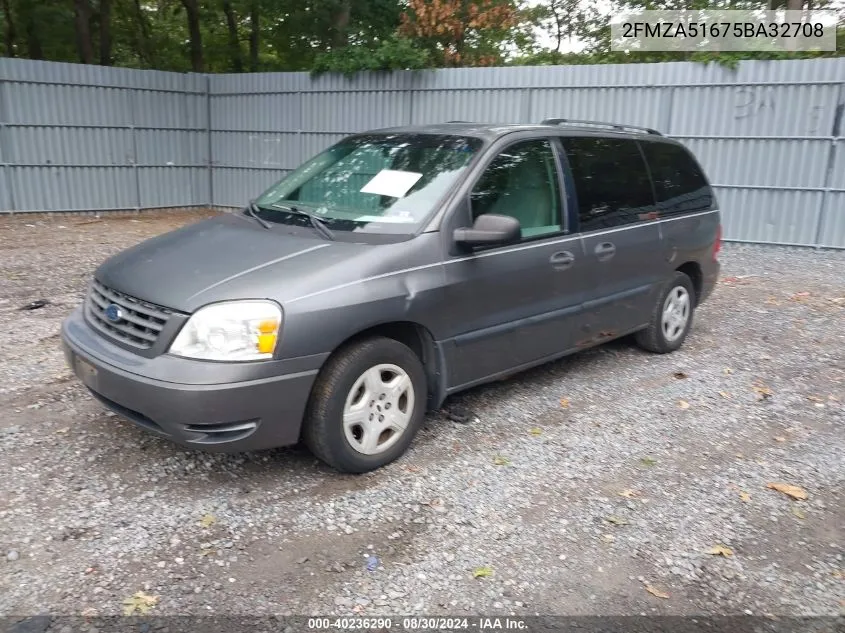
[86,279,173,349]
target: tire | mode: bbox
[302,336,427,473]
[635,271,696,354]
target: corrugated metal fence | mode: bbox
[0,59,210,213]
[1,57,843,248]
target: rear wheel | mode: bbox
[302,337,427,473]
[635,272,695,354]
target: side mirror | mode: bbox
[453,213,521,248]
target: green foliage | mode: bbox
[312,35,431,75]
[0,0,841,74]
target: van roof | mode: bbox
[363,120,683,144]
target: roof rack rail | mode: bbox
[541,118,662,136]
[445,120,472,123]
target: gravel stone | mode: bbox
[0,211,842,617]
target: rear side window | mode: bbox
[639,140,714,217]
[560,137,655,232]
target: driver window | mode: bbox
[470,139,562,239]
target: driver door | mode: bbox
[440,138,589,390]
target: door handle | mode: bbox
[549,250,575,270]
[594,241,616,261]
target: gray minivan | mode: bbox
[61,119,721,473]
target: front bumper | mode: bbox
[61,307,325,452]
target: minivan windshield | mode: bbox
[252,133,482,236]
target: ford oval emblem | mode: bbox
[104,304,124,323]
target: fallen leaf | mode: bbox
[753,382,773,400]
[200,513,216,528]
[492,455,511,466]
[806,395,825,403]
[724,368,734,375]
[765,296,780,305]
[791,507,806,520]
[833,570,844,579]
[122,591,159,616]
[619,489,640,499]
[473,566,493,578]
[529,427,543,436]
[789,291,811,302]
[739,491,751,503]
[774,436,786,443]
[601,534,615,543]
[559,398,570,408]
[673,371,688,380]
[644,584,670,599]
[678,400,690,409]
[55,427,70,434]
[706,544,734,557]
[721,276,740,284]
[640,456,657,467]
[605,515,628,526]
[766,482,808,501]
[719,391,732,399]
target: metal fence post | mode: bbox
[297,89,304,168]
[0,78,18,213]
[128,89,141,213]
[407,71,417,125]
[521,87,534,124]
[206,74,214,208]
[812,82,844,250]
[661,86,676,135]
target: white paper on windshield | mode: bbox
[360,169,423,198]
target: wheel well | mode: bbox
[336,322,443,410]
[676,261,702,304]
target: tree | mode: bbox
[180,0,204,71]
[332,0,352,48]
[248,0,258,71]
[74,0,95,64]
[1,0,15,57]
[399,0,518,66]
[221,0,242,71]
[129,0,155,67]
[0,0,839,73]
[538,0,585,53]
[99,0,113,65]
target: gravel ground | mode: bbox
[0,210,843,620]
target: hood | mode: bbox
[95,214,373,313]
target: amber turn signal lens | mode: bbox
[258,319,279,334]
[257,333,277,354]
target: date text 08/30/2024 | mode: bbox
[307,617,528,630]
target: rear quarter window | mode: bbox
[560,137,657,233]
[639,140,715,218]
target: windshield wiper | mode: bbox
[272,203,335,241]
[245,200,271,230]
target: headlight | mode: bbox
[169,300,281,361]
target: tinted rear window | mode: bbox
[639,140,714,217]
[560,137,656,232]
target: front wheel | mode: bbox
[302,337,427,473]
[635,272,696,354]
